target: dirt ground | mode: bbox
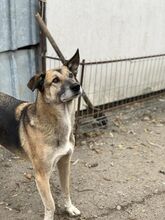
[1,94,165,220]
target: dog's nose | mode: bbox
[70,83,80,92]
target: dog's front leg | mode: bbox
[35,169,55,220]
[57,153,81,217]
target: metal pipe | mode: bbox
[45,53,165,65]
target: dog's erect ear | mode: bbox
[66,49,80,74]
[27,74,45,92]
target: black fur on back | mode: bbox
[0,92,25,154]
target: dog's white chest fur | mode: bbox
[52,104,74,164]
[64,104,72,139]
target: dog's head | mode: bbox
[27,50,82,104]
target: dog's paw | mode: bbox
[44,209,55,220]
[66,204,81,217]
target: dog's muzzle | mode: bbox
[59,82,82,103]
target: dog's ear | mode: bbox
[66,49,80,74]
[27,73,45,92]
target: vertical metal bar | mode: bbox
[137,59,145,98]
[87,61,93,116]
[118,60,123,102]
[159,57,165,89]
[132,62,139,101]
[127,61,133,99]
[49,55,51,69]
[98,62,103,106]
[129,60,136,100]
[102,62,108,112]
[75,59,85,142]
[152,57,159,91]
[151,58,156,90]
[134,59,142,100]
[39,0,47,73]
[155,57,161,91]
[137,59,144,99]
[145,58,153,93]
[93,61,98,109]
[108,60,114,109]
[122,59,128,104]
[125,60,131,99]
[157,56,164,90]
[77,59,85,116]
[113,60,118,105]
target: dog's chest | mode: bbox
[60,105,72,140]
[46,105,73,148]
[53,106,74,161]
[50,112,73,164]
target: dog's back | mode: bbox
[0,92,25,154]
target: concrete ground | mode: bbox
[0,94,165,220]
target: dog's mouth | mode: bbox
[60,88,82,103]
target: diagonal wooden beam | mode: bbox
[36,13,67,65]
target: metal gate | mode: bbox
[45,54,165,133]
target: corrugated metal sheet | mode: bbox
[0,48,37,101]
[0,0,39,53]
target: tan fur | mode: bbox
[15,102,30,121]
[18,68,81,220]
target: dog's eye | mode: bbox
[69,72,73,78]
[52,77,60,84]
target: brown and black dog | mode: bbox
[0,50,82,220]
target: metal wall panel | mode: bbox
[0,0,39,52]
[0,48,37,101]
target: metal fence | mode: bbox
[45,54,165,133]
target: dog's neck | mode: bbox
[35,93,74,122]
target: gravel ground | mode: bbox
[0,94,165,220]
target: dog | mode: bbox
[0,49,82,220]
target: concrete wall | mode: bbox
[46,1,165,107]
[47,0,165,60]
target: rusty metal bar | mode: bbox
[45,56,61,61]
[83,54,165,65]
[45,53,165,66]
[75,59,85,140]
[39,0,47,73]
[77,59,85,116]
